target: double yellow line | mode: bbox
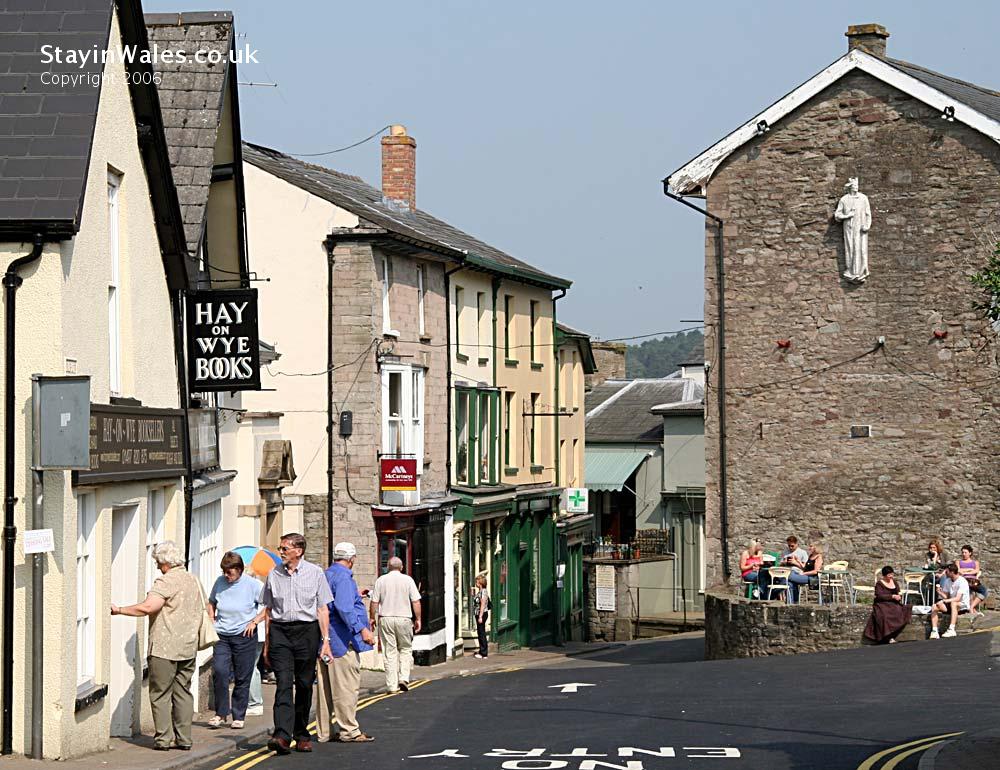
[856,731,963,770]
[215,679,430,770]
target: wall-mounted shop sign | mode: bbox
[76,404,185,484]
[186,289,261,392]
[188,408,219,470]
[380,458,418,491]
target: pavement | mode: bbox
[0,640,619,770]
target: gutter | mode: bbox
[2,234,46,756]
[324,235,337,565]
[660,180,731,582]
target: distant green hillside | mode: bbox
[626,330,704,378]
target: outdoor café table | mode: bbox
[905,566,939,606]
[817,568,851,605]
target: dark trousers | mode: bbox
[476,612,489,657]
[269,621,320,741]
[213,633,257,720]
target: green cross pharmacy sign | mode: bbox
[562,487,589,513]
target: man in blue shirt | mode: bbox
[315,542,375,742]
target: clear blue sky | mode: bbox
[145,0,999,340]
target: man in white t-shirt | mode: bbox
[930,563,970,639]
[370,557,422,693]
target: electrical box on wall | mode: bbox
[32,375,91,470]
[850,424,872,439]
[339,410,353,437]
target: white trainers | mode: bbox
[245,705,264,716]
[942,627,958,638]
[207,715,226,729]
[231,720,244,729]
[929,630,940,639]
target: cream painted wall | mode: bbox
[0,8,183,758]
[241,162,359,497]
[495,281,556,486]
[557,342,585,491]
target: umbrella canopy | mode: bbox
[232,545,281,578]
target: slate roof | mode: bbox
[0,0,112,235]
[243,142,571,288]
[585,378,702,443]
[887,57,1000,124]
[145,11,233,256]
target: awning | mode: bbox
[585,448,649,491]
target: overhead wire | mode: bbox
[290,125,393,158]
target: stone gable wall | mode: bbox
[702,71,1000,587]
[301,241,449,588]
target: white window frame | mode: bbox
[476,291,485,360]
[190,500,222,593]
[382,256,397,336]
[76,492,97,689]
[108,171,122,396]
[381,364,425,473]
[454,286,465,358]
[417,263,426,336]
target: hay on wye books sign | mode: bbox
[185,289,261,392]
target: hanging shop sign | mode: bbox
[561,487,589,514]
[76,404,185,484]
[185,289,261,392]
[380,458,418,491]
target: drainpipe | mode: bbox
[491,277,499,388]
[661,182,731,581]
[443,264,465,488]
[3,233,45,756]
[551,287,566,646]
[324,236,338,565]
[170,291,196,563]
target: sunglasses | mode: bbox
[277,545,301,553]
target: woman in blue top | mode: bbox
[207,552,264,729]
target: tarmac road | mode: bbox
[193,632,1000,770]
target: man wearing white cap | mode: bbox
[315,542,375,743]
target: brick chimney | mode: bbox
[381,124,416,211]
[846,23,889,57]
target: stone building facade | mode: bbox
[586,341,627,390]
[666,25,1000,586]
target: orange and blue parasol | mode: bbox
[232,545,281,578]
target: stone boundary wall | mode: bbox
[704,591,976,659]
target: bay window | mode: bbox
[454,387,499,486]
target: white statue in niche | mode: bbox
[834,177,871,283]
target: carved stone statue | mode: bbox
[834,177,871,283]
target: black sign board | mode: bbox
[76,404,186,485]
[185,289,261,392]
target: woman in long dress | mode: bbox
[864,566,912,644]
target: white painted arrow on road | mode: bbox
[548,682,595,694]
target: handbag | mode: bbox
[196,578,219,651]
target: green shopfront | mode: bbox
[453,487,560,651]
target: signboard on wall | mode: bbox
[561,487,589,514]
[185,289,261,392]
[76,404,185,484]
[595,564,616,611]
[380,458,418,491]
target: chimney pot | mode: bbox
[381,124,416,211]
[846,23,889,57]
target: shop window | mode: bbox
[499,534,510,621]
[532,529,541,608]
[146,487,167,595]
[455,391,469,484]
[76,492,97,688]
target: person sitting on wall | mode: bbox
[863,566,912,644]
[739,541,764,598]
[957,545,988,616]
[930,563,970,639]
[787,543,823,603]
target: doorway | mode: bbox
[110,504,140,736]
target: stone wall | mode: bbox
[702,70,1000,588]
[586,341,627,390]
[705,591,871,659]
[314,241,450,589]
[584,558,640,642]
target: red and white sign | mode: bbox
[380,458,418,491]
